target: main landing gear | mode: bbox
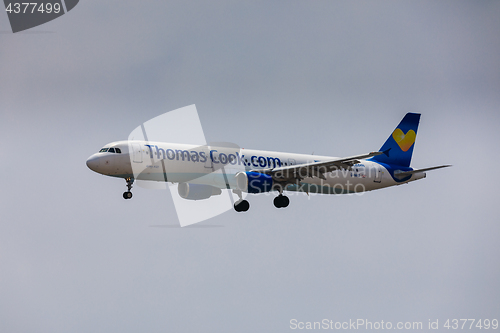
[233,189,249,212]
[234,199,250,212]
[273,194,290,208]
[231,189,291,212]
[234,194,290,211]
[123,177,134,199]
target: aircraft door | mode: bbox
[132,143,143,163]
[203,146,213,169]
[373,165,382,183]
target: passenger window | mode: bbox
[99,148,108,153]
[115,148,121,154]
[108,148,115,153]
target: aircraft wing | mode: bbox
[251,151,385,182]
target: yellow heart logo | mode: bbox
[392,128,416,152]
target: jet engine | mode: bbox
[236,171,274,193]
[178,183,222,200]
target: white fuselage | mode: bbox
[86,140,424,195]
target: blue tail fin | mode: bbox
[371,113,420,167]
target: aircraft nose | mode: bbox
[86,154,100,172]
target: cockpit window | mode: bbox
[98,147,121,153]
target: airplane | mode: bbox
[86,113,450,212]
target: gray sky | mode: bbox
[1,1,499,332]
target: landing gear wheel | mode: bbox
[281,195,290,208]
[123,178,134,199]
[273,196,281,208]
[234,199,250,212]
[273,195,289,208]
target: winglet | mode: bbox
[382,148,391,157]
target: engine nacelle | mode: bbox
[236,172,274,193]
[178,183,222,200]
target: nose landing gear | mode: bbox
[123,177,134,199]
[273,194,289,208]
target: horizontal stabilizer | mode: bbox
[394,165,451,179]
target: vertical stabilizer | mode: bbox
[371,113,420,167]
